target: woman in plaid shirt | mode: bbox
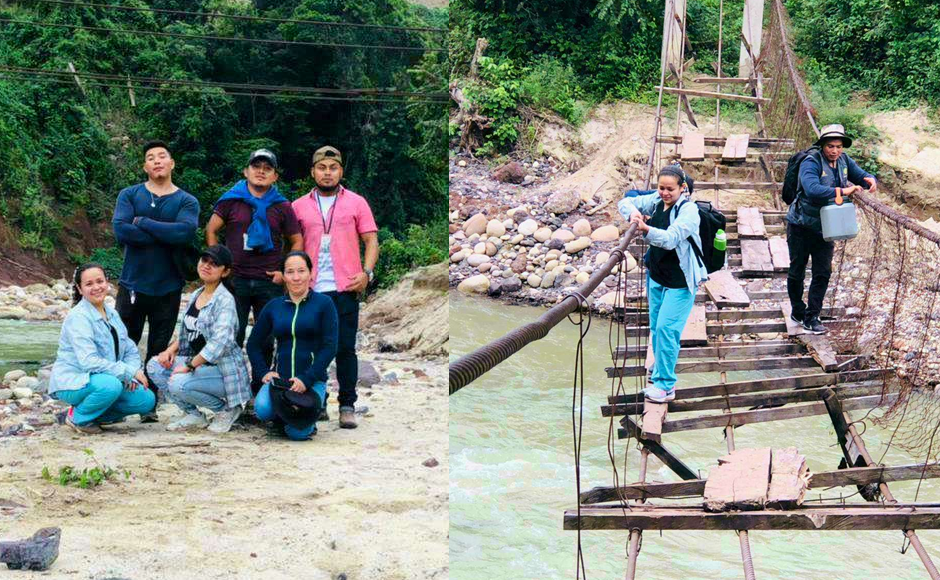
[147,245,251,433]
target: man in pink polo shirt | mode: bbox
[293,146,379,429]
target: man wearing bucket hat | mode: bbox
[206,149,303,392]
[292,146,379,429]
[786,124,877,334]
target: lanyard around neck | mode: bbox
[315,190,338,233]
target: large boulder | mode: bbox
[0,306,28,320]
[3,370,26,385]
[545,190,580,214]
[463,213,488,236]
[493,161,526,184]
[591,225,620,242]
[457,274,491,294]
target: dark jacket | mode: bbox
[246,293,338,389]
[787,150,873,232]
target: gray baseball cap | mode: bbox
[247,148,278,169]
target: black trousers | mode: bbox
[115,285,181,395]
[323,291,360,409]
[232,277,283,393]
[786,222,834,322]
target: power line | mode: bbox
[29,0,447,34]
[0,18,446,52]
[0,72,448,104]
[0,65,448,100]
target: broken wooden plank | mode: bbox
[768,236,789,272]
[741,239,773,276]
[681,131,706,161]
[704,448,772,512]
[780,301,805,337]
[608,369,889,404]
[641,400,668,444]
[704,270,750,307]
[799,334,839,372]
[606,355,820,378]
[680,305,707,346]
[621,415,698,481]
[766,447,809,510]
[736,207,767,238]
[658,86,769,104]
[580,462,940,504]
[564,505,940,531]
[652,394,897,434]
[722,134,750,163]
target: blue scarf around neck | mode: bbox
[215,180,288,253]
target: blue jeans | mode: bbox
[647,275,696,391]
[254,383,321,441]
[53,373,155,425]
[146,358,228,415]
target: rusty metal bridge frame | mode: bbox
[449,0,940,578]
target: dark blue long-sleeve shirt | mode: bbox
[246,293,339,389]
[112,183,200,296]
[798,151,873,202]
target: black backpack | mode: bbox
[782,146,819,205]
[667,199,727,273]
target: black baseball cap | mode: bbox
[200,244,233,267]
[247,148,278,169]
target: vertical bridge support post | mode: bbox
[738,0,765,78]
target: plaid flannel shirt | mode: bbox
[179,284,251,408]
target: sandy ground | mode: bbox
[0,351,448,580]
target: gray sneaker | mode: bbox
[166,412,208,431]
[207,407,242,434]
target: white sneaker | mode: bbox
[643,386,676,403]
[207,407,242,434]
[166,412,208,431]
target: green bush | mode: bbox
[374,221,447,289]
[520,56,591,125]
[85,247,125,281]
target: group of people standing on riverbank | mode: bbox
[48,141,379,440]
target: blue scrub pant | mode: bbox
[647,275,696,392]
[53,373,156,425]
[254,383,321,441]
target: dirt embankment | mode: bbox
[0,266,449,580]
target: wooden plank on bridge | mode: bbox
[703,270,749,307]
[658,86,769,104]
[736,207,766,238]
[657,135,794,147]
[696,182,778,191]
[680,305,707,346]
[766,447,809,509]
[606,355,820,378]
[564,505,940,531]
[704,447,771,512]
[780,301,804,337]
[741,239,773,276]
[799,334,840,372]
[768,236,790,271]
[580,462,940,504]
[641,400,668,444]
[722,134,750,163]
[608,368,890,404]
[615,341,802,360]
[618,320,790,340]
[681,132,705,161]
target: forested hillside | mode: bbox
[0,0,447,287]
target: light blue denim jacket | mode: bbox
[617,192,708,293]
[49,298,141,393]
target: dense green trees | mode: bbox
[0,0,446,286]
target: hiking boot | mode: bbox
[339,406,358,429]
[802,317,828,335]
[207,407,242,434]
[643,386,676,403]
[64,408,103,435]
[166,412,208,431]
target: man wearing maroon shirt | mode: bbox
[206,149,303,391]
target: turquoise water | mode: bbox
[450,292,940,579]
[0,319,61,376]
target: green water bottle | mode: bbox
[713,229,727,252]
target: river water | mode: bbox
[0,319,61,376]
[450,292,940,579]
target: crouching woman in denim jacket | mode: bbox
[49,263,155,434]
[617,166,708,403]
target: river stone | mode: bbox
[15,376,39,391]
[545,190,580,214]
[486,219,506,237]
[527,274,542,288]
[595,251,611,265]
[565,237,592,254]
[572,219,592,237]
[591,225,620,242]
[626,254,638,272]
[545,260,559,271]
[501,276,523,292]
[551,229,575,243]
[0,306,28,320]
[510,254,528,274]
[457,275,491,294]
[485,242,498,256]
[507,206,526,218]
[467,255,491,268]
[0,388,11,401]
[518,219,539,236]
[471,242,485,255]
[597,291,620,306]
[522,175,536,185]
[457,159,467,167]
[493,161,525,184]
[479,263,492,273]
[22,298,47,312]
[533,227,553,243]
[11,387,33,400]
[540,272,557,288]
[463,213,488,236]
[24,283,47,293]
[576,272,590,284]
[450,250,468,263]
[3,370,26,384]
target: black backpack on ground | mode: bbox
[666,199,727,273]
[782,146,819,205]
